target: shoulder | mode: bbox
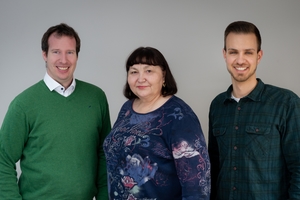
[263,84,299,102]
[75,79,105,93]
[210,91,227,106]
[18,80,45,94]
[13,80,45,101]
[6,81,46,111]
[264,84,298,96]
[118,99,133,113]
[165,96,200,122]
[167,96,192,111]
[75,79,108,100]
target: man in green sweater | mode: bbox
[0,23,111,199]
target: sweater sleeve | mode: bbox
[96,95,111,200]
[0,101,28,199]
[171,110,210,200]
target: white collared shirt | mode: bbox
[43,73,76,97]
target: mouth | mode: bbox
[234,66,247,71]
[137,86,147,89]
[57,66,69,71]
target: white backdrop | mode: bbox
[1,0,300,183]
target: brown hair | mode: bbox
[224,21,262,52]
[41,23,81,56]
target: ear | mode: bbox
[257,50,263,63]
[222,48,227,60]
[42,51,47,62]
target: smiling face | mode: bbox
[223,33,263,85]
[127,64,165,101]
[42,33,78,88]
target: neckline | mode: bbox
[131,95,174,114]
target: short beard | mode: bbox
[228,67,257,83]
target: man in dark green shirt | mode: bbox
[208,21,300,199]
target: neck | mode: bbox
[232,78,258,98]
[133,95,171,113]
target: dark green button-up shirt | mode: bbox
[208,79,300,200]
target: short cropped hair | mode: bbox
[124,47,177,99]
[224,21,262,52]
[41,23,81,56]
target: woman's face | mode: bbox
[127,64,165,101]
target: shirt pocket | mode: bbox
[245,125,271,160]
[212,127,229,158]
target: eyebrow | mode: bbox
[50,49,76,52]
[227,48,256,51]
[130,65,153,70]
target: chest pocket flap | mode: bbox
[212,127,226,137]
[245,125,271,135]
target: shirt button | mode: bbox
[235,126,238,130]
[61,88,63,90]
[232,187,236,190]
[237,107,241,110]
[233,167,237,170]
[234,146,238,150]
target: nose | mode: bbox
[236,53,245,64]
[138,73,146,82]
[60,53,68,63]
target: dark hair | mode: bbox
[224,21,261,52]
[41,23,81,56]
[124,47,177,99]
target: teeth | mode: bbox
[58,66,68,70]
[236,67,246,71]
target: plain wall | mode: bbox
[1,0,300,183]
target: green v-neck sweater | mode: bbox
[0,80,111,200]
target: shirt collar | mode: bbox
[43,72,76,92]
[224,78,264,103]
